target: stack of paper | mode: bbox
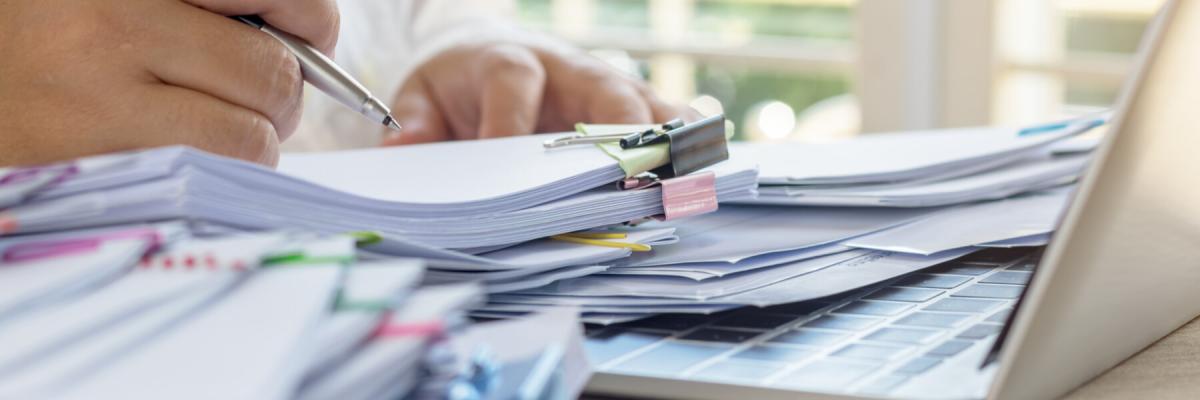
[732,116,1102,208]
[473,116,1102,324]
[477,188,1074,324]
[8,135,756,251]
[0,226,590,400]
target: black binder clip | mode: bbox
[544,114,730,178]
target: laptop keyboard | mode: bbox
[584,248,1038,396]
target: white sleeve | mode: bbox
[282,0,517,153]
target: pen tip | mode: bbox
[384,116,402,132]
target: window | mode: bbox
[514,0,1166,141]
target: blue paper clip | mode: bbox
[1018,115,1108,137]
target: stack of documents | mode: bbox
[474,116,1103,324]
[2,133,755,278]
[0,225,590,400]
[732,116,1103,208]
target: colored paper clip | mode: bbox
[659,171,718,220]
[2,227,161,263]
[544,114,730,178]
[550,233,651,252]
[1018,114,1108,136]
[373,314,446,338]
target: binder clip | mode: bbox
[544,113,730,179]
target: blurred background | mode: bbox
[514,0,1165,141]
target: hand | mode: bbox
[0,0,339,167]
[385,36,697,145]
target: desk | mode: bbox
[1064,315,1200,399]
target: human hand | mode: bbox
[385,37,698,145]
[0,0,339,167]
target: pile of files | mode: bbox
[0,131,756,292]
[476,115,1107,324]
[0,223,589,400]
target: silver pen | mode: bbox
[235,16,401,131]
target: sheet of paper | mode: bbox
[978,233,1052,248]
[296,283,483,400]
[745,155,1089,208]
[709,248,977,306]
[845,188,1072,255]
[59,264,343,400]
[620,205,934,266]
[735,119,1095,185]
[0,269,244,397]
[604,244,852,281]
[520,250,869,300]
[0,238,147,322]
[277,134,623,206]
[305,259,426,377]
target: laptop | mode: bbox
[581,1,1200,399]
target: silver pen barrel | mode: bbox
[235,16,399,130]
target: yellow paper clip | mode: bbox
[550,233,652,252]
[560,232,628,240]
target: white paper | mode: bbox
[622,205,934,266]
[735,118,1097,185]
[277,134,622,206]
[845,189,1073,255]
[59,265,343,400]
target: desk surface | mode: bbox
[1064,314,1200,399]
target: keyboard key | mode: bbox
[585,330,670,365]
[619,314,709,332]
[775,360,879,391]
[926,340,974,358]
[713,313,799,330]
[953,284,1025,299]
[924,298,1004,313]
[985,309,1013,323]
[803,315,882,331]
[858,373,911,395]
[1006,261,1036,271]
[895,274,971,289]
[866,287,944,303]
[894,312,970,329]
[732,345,816,363]
[864,327,941,345]
[981,271,1033,285]
[680,328,762,343]
[832,343,908,362]
[610,341,732,376]
[691,360,782,383]
[768,329,849,347]
[957,323,1003,340]
[927,263,995,276]
[762,301,830,316]
[894,356,942,375]
[834,301,913,317]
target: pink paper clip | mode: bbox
[2,227,161,264]
[658,171,718,221]
[372,314,446,339]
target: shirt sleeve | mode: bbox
[282,0,517,153]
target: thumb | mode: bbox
[383,75,451,146]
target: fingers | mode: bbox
[636,84,703,123]
[477,46,547,138]
[132,84,280,166]
[384,76,452,146]
[143,1,303,141]
[584,80,653,125]
[179,0,340,55]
